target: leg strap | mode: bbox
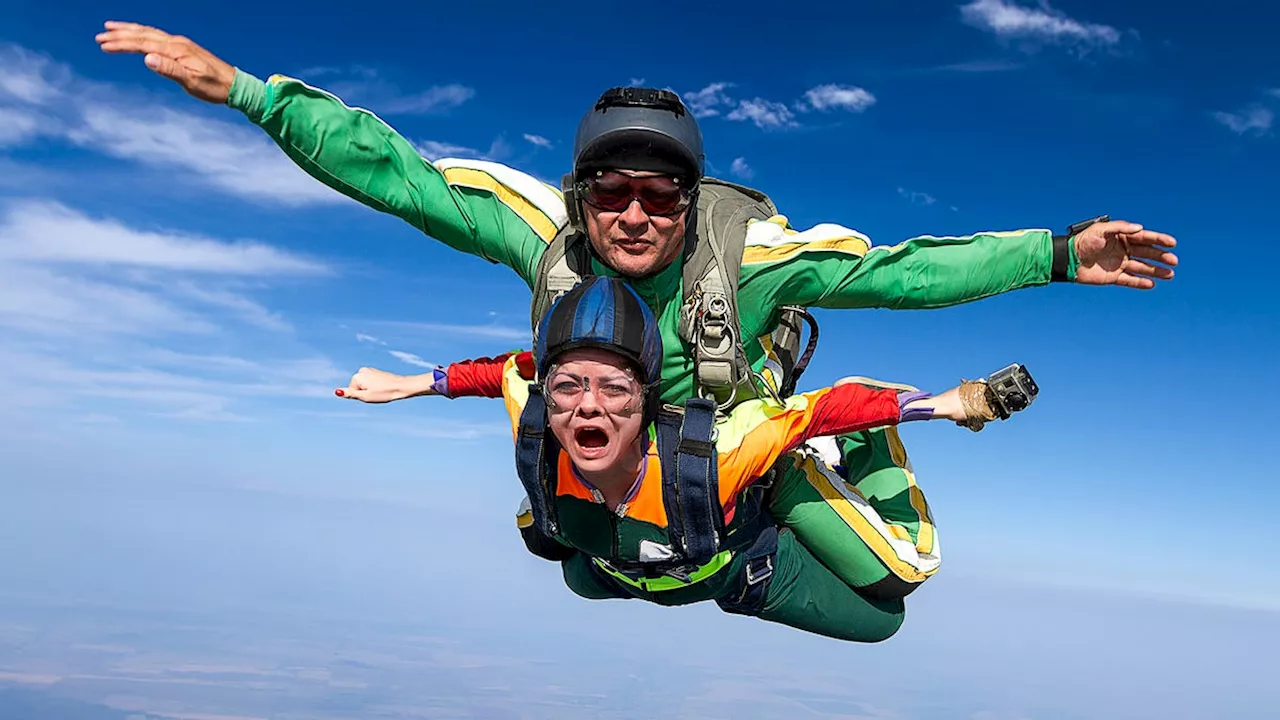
[715,525,780,617]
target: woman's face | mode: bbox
[544,347,646,475]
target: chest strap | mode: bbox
[654,397,724,567]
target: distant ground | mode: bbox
[3,586,1279,720]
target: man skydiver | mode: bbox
[93,23,1180,404]
[95,22,1179,581]
[375,275,1034,642]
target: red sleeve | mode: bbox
[803,383,903,442]
[514,351,535,380]
[446,351,532,398]
[717,382,904,502]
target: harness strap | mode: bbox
[774,306,820,397]
[514,385,560,537]
[592,549,735,593]
[714,524,780,618]
[656,398,724,566]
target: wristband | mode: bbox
[430,367,450,397]
[1050,233,1072,282]
[897,390,935,423]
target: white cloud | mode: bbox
[0,200,329,275]
[727,98,797,130]
[960,0,1122,48]
[729,157,754,180]
[0,346,345,423]
[0,43,69,104]
[0,262,216,337]
[936,58,1024,72]
[629,77,647,87]
[370,320,528,341]
[897,187,938,206]
[389,350,440,369]
[165,281,293,332]
[0,198,340,422]
[356,333,385,345]
[1269,88,1280,99]
[377,83,475,115]
[414,139,480,159]
[413,136,509,162]
[934,59,1024,72]
[68,104,343,207]
[683,82,735,118]
[0,106,43,147]
[1213,107,1273,136]
[801,84,877,113]
[0,43,352,206]
[684,80,874,130]
[523,133,553,148]
[315,65,474,116]
[0,200,318,338]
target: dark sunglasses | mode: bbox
[579,171,693,216]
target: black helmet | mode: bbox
[572,87,704,184]
[534,276,663,426]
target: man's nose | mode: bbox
[618,199,650,228]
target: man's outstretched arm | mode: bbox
[95,21,561,288]
[739,214,1177,311]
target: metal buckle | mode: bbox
[745,556,773,585]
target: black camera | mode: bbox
[985,363,1039,419]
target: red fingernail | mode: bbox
[335,389,345,397]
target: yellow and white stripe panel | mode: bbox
[742,215,873,265]
[794,447,941,583]
[434,158,569,242]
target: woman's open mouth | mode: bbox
[573,427,611,458]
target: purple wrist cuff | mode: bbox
[431,367,450,397]
[898,390,935,423]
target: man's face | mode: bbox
[580,169,691,278]
[544,347,646,475]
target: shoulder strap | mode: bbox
[654,397,725,565]
[530,228,591,340]
[678,178,779,406]
[514,384,561,537]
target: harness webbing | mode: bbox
[656,398,723,566]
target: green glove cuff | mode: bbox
[227,68,268,122]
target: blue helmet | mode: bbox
[534,276,663,421]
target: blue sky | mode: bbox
[0,0,1277,717]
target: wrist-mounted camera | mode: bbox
[984,363,1039,419]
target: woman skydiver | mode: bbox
[336,276,1031,642]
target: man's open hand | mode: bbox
[1073,220,1179,290]
[96,21,235,104]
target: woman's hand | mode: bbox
[902,383,1000,432]
[335,367,438,404]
